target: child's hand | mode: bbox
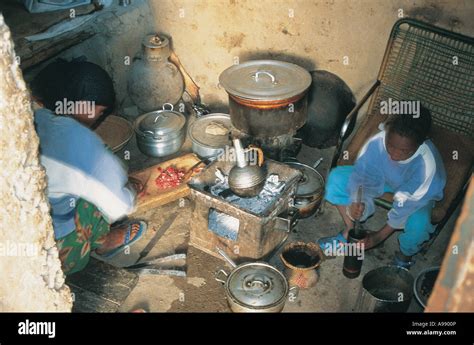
[349,202,365,220]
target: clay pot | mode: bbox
[280,241,323,289]
[128,35,184,113]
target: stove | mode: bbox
[231,128,303,162]
[188,159,302,262]
[246,133,303,161]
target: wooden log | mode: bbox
[66,259,139,313]
[169,50,201,103]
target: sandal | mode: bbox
[94,220,148,259]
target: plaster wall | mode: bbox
[149,0,474,108]
[0,14,72,312]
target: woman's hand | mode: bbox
[128,177,145,197]
[349,202,365,220]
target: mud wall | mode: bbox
[35,0,474,113]
[149,0,474,108]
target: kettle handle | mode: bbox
[245,145,264,166]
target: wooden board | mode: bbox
[0,0,96,40]
[130,153,202,212]
[66,258,138,313]
[0,0,98,70]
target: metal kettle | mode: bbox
[228,139,266,198]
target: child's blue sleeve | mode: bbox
[387,161,434,229]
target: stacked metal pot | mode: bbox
[187,113,232,159]
[215,248,291,313]
[219,60,312,160]
[134,103,186,157]
[285,160,325,218]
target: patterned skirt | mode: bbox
[56,199,110,275]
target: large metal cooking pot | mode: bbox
[215,248,290,313]
[219,60,312,138]
[134,103,186,157]
[285,159,325,218]
[188,113,232,159]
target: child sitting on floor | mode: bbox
[318,106,446,268]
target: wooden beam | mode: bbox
[0,1,99,70]
[426,175,474,312]
[17,30,96,70]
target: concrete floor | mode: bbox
[95,115,458,313]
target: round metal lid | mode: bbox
[188,113,232,148]
[135,109,185,137]
[219,60,312,101]
[143,34,169,50]
[227,262,288,308]
[286,162,324,197]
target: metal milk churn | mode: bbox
[128,34,184,113]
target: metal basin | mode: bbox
[355,266,414,312]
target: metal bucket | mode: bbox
[354,266,414,312]
[414,266,440,309]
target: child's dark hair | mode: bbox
[385,105,432,145]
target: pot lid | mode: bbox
[135,105,185,137]
[188,113,232,148]
[286,162,324,197]
[219,60,312,101]
[227,262,288,308]
[142,35,171,61]
[143,34,169,50]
